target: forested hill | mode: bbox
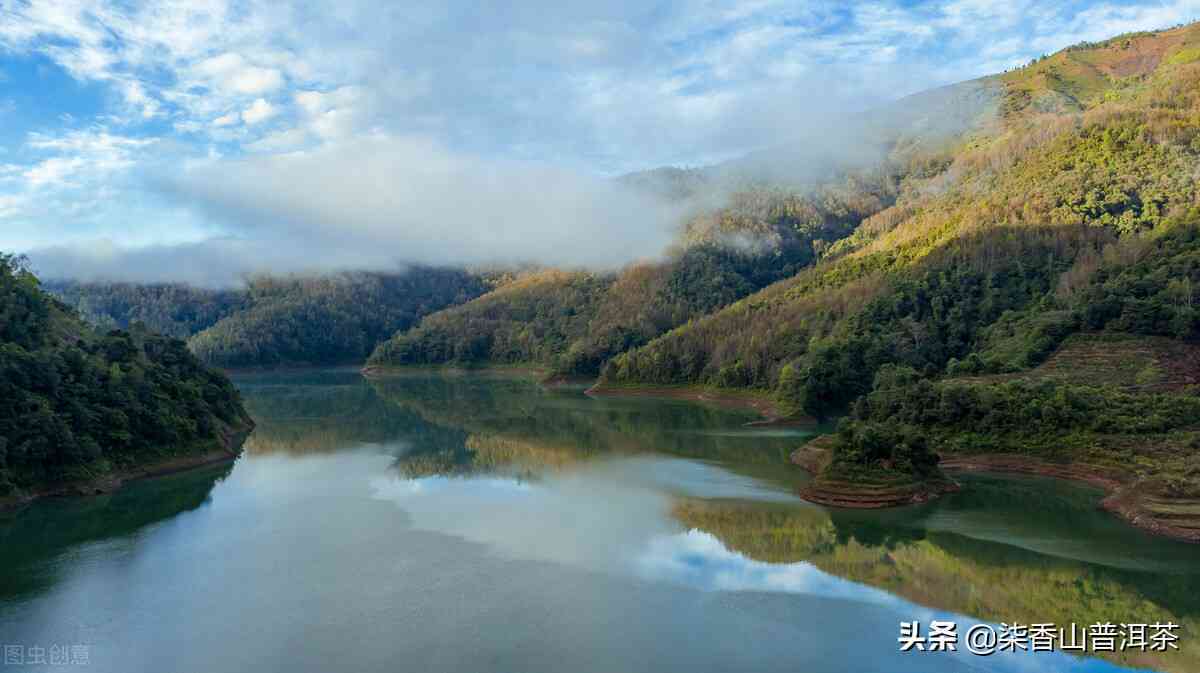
[592,21,1200,530]
[367,178,901,377]
[187,269,487,368]
[48,268,489,369]
[44,280,245,340]
[601,21,1200,413]
[0,254,253,499]
[365,41,999,377]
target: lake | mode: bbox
[1,370,1198,673]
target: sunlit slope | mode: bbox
[368,158,942,377]
[998,21,1200,115]
[601,23,1200,418]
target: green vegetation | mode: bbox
[51,269,488,369]
[189,269,486,368]
[0,254,252,498]
[368,269,611,372]
[602,28,1200,414]
[369,177,901,376]
[589,23,1200,516]
[44,280,244,339]
[845,364,1200,456]
[954,332,1200,391]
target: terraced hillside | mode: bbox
[953,332,1200,392]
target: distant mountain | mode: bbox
[44,280,245,339]
[187,269,487,368]
[48,268,489,369]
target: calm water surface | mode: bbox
[2,370,1198,673]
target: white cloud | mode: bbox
[241,98,277,125]
[190,52,285,97]
[232,66,284,95]
[26,128,154,157]
[5,0,1200,281]
[24,132,690,284]
[244,127,308,153]
[120,80,161,119]
[0,193,27,218]
[23,156,87,187]
[0,126,157,240]
[22,129,155,185]
[169,132,685,267]
[294,86,363,114]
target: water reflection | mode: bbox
[670,497,1200,673]
[369,464,1152,673]
[238,369,459,456]
[2,370,1197,673]
[373,373,815,463]
[0,461,233,600]
[362,372,1200,673]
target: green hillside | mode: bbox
[590,22,1200,524]
[43,280,245,339]
[188,269,486,368]
[49,268,488,369]
[367,170,912,376]
[602,23,1200,405]
[0,254,253,500]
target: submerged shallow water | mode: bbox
[1,370,1198,673]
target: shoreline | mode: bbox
[223,362,365,375]
[791,437,962,508]
[360,363,551,379]
[940,453,1200,543]
[359,369,815,427]
[937,454,1124,492]
[0,423,253,512]
[585,382,816,427]
[791,444,1200,543]
[800,477,962,509]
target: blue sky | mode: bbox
[1,0,1198,283]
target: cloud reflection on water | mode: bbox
[370,462,1156,673]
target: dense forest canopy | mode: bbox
[188,269,487,368]
[44,280,245,339]
[48,268,489,369]
[0,254,252,496]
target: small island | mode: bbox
[795,424,961,509]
